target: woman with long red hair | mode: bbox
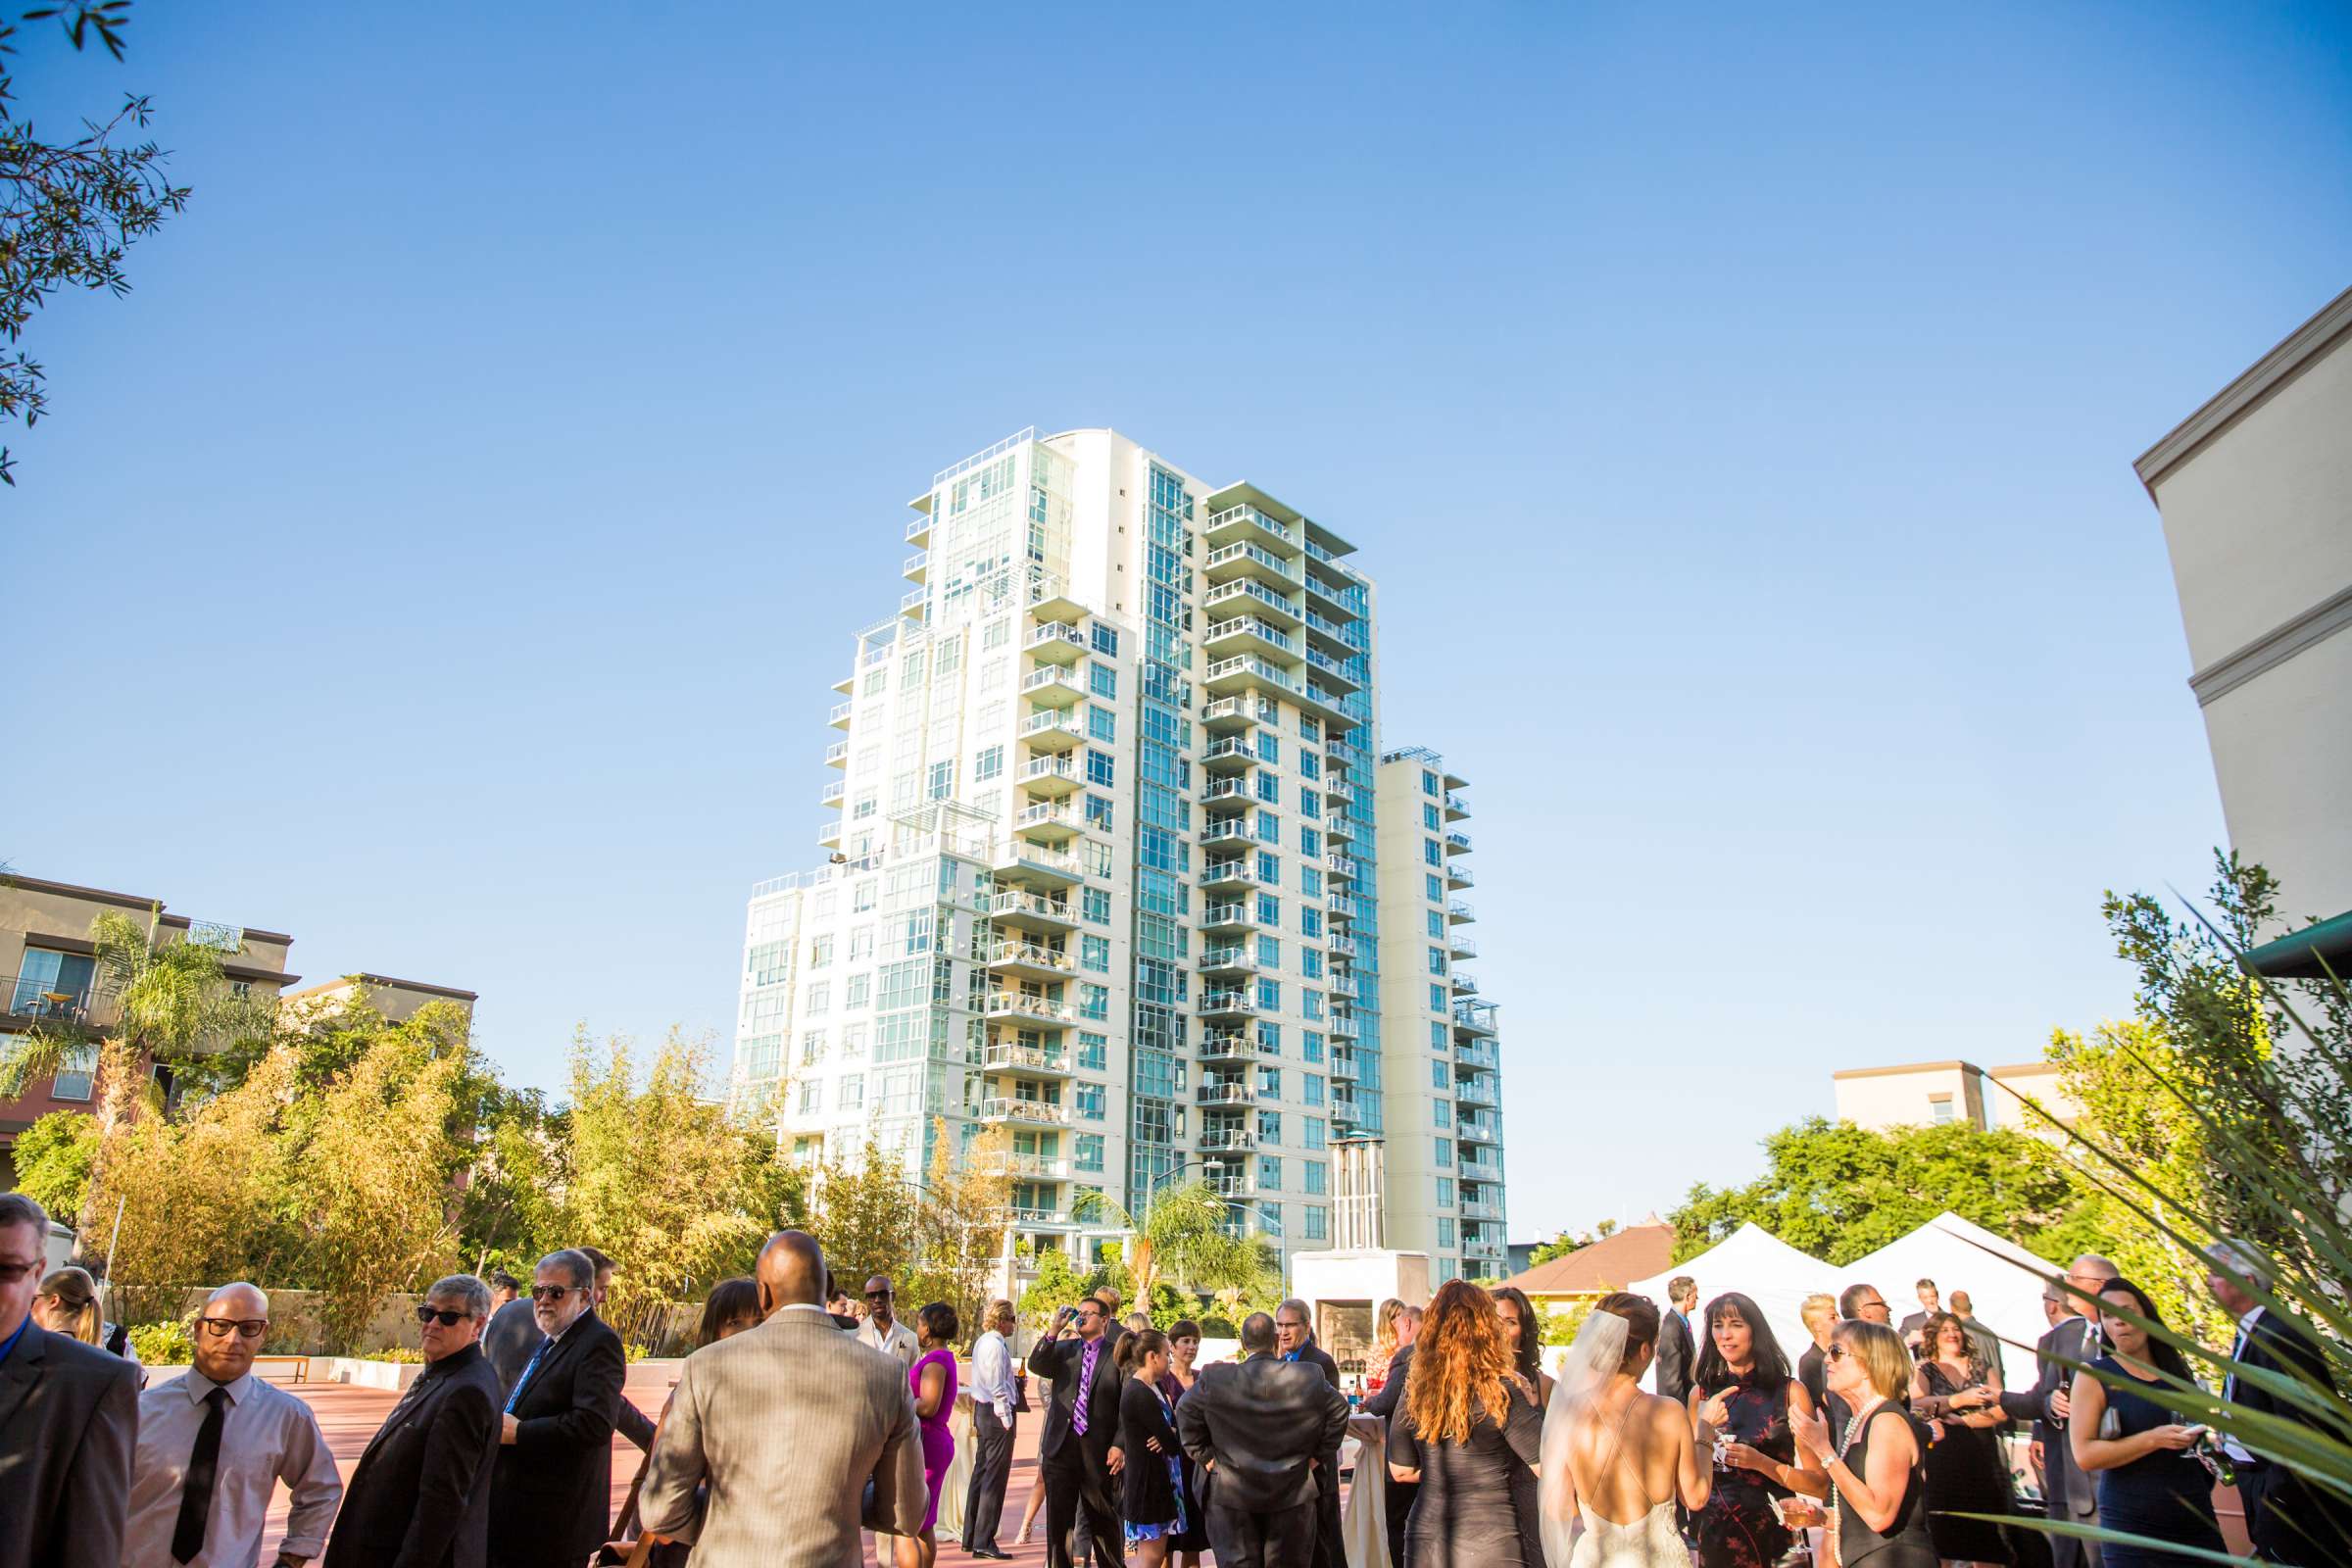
[1388,1279,1546,1568]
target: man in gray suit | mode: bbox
[638,1230,926,1568]
[0,1192,140,1568]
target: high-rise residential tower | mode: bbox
[732,427,1505,1280]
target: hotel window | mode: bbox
[838,1074,864,1109]
[809,937,834,969]
[1257,1156,1283,1190]
[974,746,1004,782]
[1090,664,1117,699]
[1302,1030,1324,1063]
[1256,979,1281,1010]
[846,972,871,1006]
[1091,623,1119,656]
[1304,1115,1327,1150]
[1088,707,1117,743]
[1300,907,1322,938]
[1439,1217,1455,1247]
[1078,1032,1107,1070]
[1423,769,1439,796]
[984,618,1010,649]
[1258,894,1282,926]
[1429,984,1445,1011]
[1257,1110,1282,1142]
[1256,935,1282,968]
[1086,750,1116,787]
[798,1079,821,1112]
[1303,1073,1325,1106]
[1425,873,1443,902]
[1432,1059,1448,1089]
[1082,936,1110,973]
[1255,1021,1281,1054]
[1298,826,1320,858]
[1424,839,1443,867]
[927,760,954,800]
[1076,1083,1105,1120]
[1076,1133,1105,1171]
[1303,1205,1327,1241]
[1256,772,1280,803]
[1083,887,1112,924]
[1435,1137,1453,1168]
[807,982,831,1014]
[1257,852,1281,886]
[1303,1158,1327,1194]
[1256,1065,1281,1100]
[1078,984,1109,1021]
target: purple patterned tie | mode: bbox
[1072,1338,1102,1435]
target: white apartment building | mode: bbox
[732,427,1507,1278]
[2136,283,2352,983]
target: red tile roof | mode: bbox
[1501,1224,1677,1298]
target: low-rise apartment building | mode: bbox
[1831,1057,2077,1139]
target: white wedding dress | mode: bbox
[1541,1310,1695,1568]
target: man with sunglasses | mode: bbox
[1028,1296,1128,1568]
[857,1273,919,1368]
[0,1191,138,1568]
[324,1275,505,1568]
[125,1281,344,1567]
[487,1250,627,1568]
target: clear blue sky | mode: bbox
[9,2,2349,1241]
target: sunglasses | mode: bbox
[1827,1345,1851,1361]
[530,1285,576,1302]
[865,1290,893,1299]
[416,1305,475,1327]
[197,1318,269,1340]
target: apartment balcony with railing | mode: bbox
[979,1152,1069,1181]
[1198,1027,1259,1059]
[1302,647,1359,693]
[1200,694,1262,733]
[1448,931,1478,959]
[1203,502,1299,553]
[1201,737,1258,774]
[1444,830,1474,856]
[1022,665,1086,706]
[1445,791,1470,820]
[1459,1152,1503,1183]
[1199,1125,1257,1152]
[828,699,854,728]
[1460,1198,1506,1221]
[1200,989,1259,1019]
[1197,1080,1254,1107]
[1200,902,1259,935]
[993,840,1084,891]
[824,740,849,767]
[1203,541,1302,590]
[982,1040,1073,1078]
[1013,802,1081,845]
[1203,616,1298,662]
[990,890,1079,932]
[1203,577,1302,628]
[1201,654,1298,703]
[1020,708,1087,753]
[4,972,108,1031]
[1447,899,1476,924]
[1451,972,1481,998]
[984,991,1074,1027]
[986,940,1075,981]
[1026,621,1088,662]
[1200,815,1253,851]
[978,1097,1071,1126]
[1455,1038,1499,1070]
[1203,1170,1260,1198]
[1455,1073,1498,1107]
[1200,947,1258,977]
[1456,1109,1501,1145]
[1200,859,1261,894]
[1201,777,1250,806]
[1022,755,1081,798]
[1453,999,1498,1036]
[1446,861,1476,889]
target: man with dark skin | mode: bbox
[858,1273,918,1365]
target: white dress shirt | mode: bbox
[858,1314,919,1367]
[970,1328,1015,1423]
[125,1369,343,1567]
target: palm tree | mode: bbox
[0,906,274,1229]
[1075,1178,1281,1307]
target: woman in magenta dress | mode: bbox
[910,1301,961,1568]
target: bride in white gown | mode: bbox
[1539,1292,1719,1568]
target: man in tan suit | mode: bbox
[638,1231,926,1568]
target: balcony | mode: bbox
[824,740,849,768]
[1203,1171,1260,1198]
[983,1041,1074,1079]
[1445,830,1474,856]
[979,1152,1068,1180]
[1200,947,1258,977]
[1303,648,1360,694]
[1321,774,1354,806]
[1328,1053,1358,1083]
[1200,695,1261,734]
[816,818,843,850]
[1203,576,1303,629]
[1451,972,1481,998]
[1200,814,1252,851]
[1200,902,1259,935]
[1324,811,1355,842]
[1200,859,1259,894]
[1301,610,1353,660]
[1198,1127,1257,1152]
[1201,737,1258,776]
[1201,655,1298,704]
[1460,1198,1505,1221]
[1460,1153,1503,1183]
[1456,1075,1499,1107]
[1327,1007,1357,1039]
[1301,565,1359,621]
[1453,1000,1498,1036]
[1203,616,1297,662]
[1456,1111,1501,1145]
[1446,861,1476,890]
[1445,791,1470,820]
[1198,1028,1257,1059]
[1455,1039,1499,1070]
[1447,899,1477,924]
[990,891,1079,933]
[1022,755,1081,798]
[1026,621,1088,663]
[1197,1082,1254,1107]
[993,840,1084,891]
[1447,930,1478,959]
[900,587,928,619]
[1325,854,1359,883]
[903,549,929,583]
[905,513,931,546]
[1203,502,1298,554]
[1021,709,1086,753]
[979,1098,1071,1127]
[1326,892,1360,922]
[827,699,854,729]
[1200,990,1258,1019]
[986,940,1075,982]
[1203,541,1301,591]
[1021,665,1086,707]
[985,991,1074,1027]
[820,780,845,808]
[3,973,103,1030]
[1013,802,1080,845]
[1200,777,1250,806]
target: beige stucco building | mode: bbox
[2135,284,2352,980]
[1832,1057,2077,1139]
[279,973,479,1029]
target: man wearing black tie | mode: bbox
[2207,1242,2347,1565]
[2035,1253,2118,1568]
[1027,1297,1126,1568]
[488,1250,627,1568]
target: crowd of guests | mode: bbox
[1,1185,2343,1568]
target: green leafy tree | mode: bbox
[1016,1246,1096,1331]
[1,3,193,485]
[562,1027,804,1315]
[807,1134,921,1300]
[1073,1179,1280,1306]
[12,1107,96,1219]
[1668,1116,2098,1266]
[1528,1216,1618,1267]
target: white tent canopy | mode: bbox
[1622,1223,1842,1389]
[1843,1211,2061,1388]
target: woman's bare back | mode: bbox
[1571,1389,1686,1526]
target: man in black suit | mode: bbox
[483,1292,544,1398]
[1178,1312,1351,1568]
[1362,1304,1423,1568]
[2035,1253,2117,1568]
[2207,1242,2348,1565]
[0,1193,138,1568]
[579,1247,657,1451]
[1276,1298,1346,1568]
[1027,1296,1126,1568]
[489,1249,627,1568]
[325,1272,506,1568]
[1655,1275,1699,1405]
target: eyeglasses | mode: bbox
[416,1305,474,1327]
[529,1285,575,1302]
[197,1318,269,1340]
[1826,1345,1851,1361]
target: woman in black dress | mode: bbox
[1688,1292,1826,1568]
[1911,1311,2016,1565]
[1117,1329,1189,1568]
[1791,1319,1939,1568]
[2069,1279,2226,1568]
[1161,1319,1210,1568]
[1388,1279,1545,1568]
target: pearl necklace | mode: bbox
[1829,1396,1886,1524]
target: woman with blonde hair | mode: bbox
[1388,1279,1545,1568]
[1790,1319,1937,1568]
[1369,1297,1407,1390]
[1795,1294,1837,1414]
[32,1266,140,1371]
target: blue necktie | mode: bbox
[508,1338,553,1413]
